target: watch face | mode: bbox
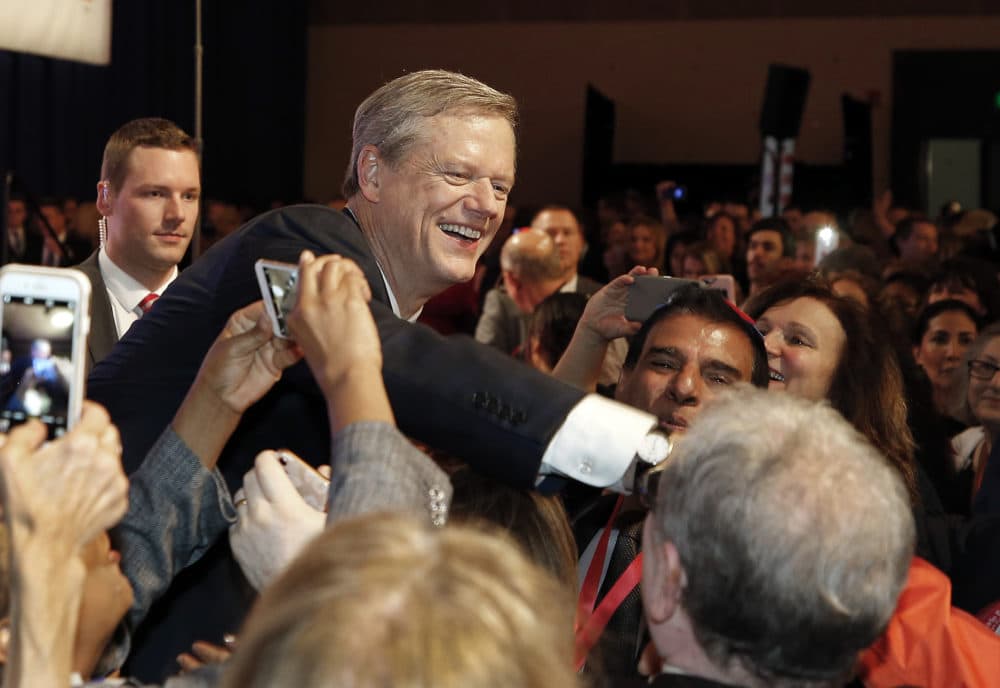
[639,431,671,464]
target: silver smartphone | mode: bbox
[625,275,701,322]
[0,265,91,438]
[254,259,298,339]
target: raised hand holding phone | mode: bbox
[285,251,391,432]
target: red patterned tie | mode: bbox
[138,293,159,315]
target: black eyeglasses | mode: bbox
[968,359,1000,380]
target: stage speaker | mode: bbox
[759,65,811,139]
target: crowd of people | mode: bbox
[0,68,998,688]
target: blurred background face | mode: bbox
[531,208,585,277]
[706,216,735,258]
[682,255,707,279]
[668,242,688,277]
[914,310,977,392]
[897,221,938,263]
[628,224,657,266]
[969,337,1000,429]
[6,200,26,229]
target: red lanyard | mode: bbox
[574,495,644,671]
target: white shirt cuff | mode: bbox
[539,394,656,489]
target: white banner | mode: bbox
[0,0,111,66]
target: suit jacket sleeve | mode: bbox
[114,426,235,632]
[325,420,452,527]
[88,206,585,492]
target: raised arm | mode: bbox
[116,301,302,631]
[553,267,657,391]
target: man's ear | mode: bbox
[95,181,113,216]
[642,516,686,625]
[357,145,382,203]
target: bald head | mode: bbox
[500,229,565,314]
[500,229,563,283]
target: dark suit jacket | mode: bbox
[74,251,119,372]
[88,205,587,680]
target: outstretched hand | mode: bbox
[198,301,303,416]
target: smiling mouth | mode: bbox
[769,369,785,382]
[439,223,483,241]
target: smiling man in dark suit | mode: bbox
[90,70,662,681]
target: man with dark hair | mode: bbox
[569,284,768,674]
[744,217,791,299]
[618,286,769,419]
[894,216,939,265]
[4,195,42,265]
[530,205,601,296]
[78,117,201,369]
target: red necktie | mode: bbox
[138,293,159,315]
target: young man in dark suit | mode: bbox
[76,118,200,371]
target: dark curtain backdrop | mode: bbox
[0,0,306,208]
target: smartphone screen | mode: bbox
[0,294,81,437]
[256,260,298,339]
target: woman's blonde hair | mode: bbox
[222,513,578,688]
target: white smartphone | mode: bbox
[254,259,298,339]
[0,265,90,438]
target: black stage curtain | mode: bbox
[0,0,306,208]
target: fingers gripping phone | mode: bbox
[255,259,299,339]
[625,276,701,322]
[0,265,90,438]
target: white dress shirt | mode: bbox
[97,250,178,338]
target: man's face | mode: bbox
[7,200,26,229]
[531,208,585,278]
[898,222,938,263]
[616,313,754,434]
[40,204,66,236]
[101,146,201,276]
[746,230,783,282]
[371,113,515,294]
[706,216,736,258]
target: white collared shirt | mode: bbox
[97,249,178,338]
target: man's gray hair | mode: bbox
[342,69,518,198]
[650,386,914,687]
[500,230,564,284]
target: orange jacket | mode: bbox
[859,557,1000,688]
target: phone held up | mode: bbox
[255,259,299,339]
[0,265,91,438]
[625,274,738,324]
